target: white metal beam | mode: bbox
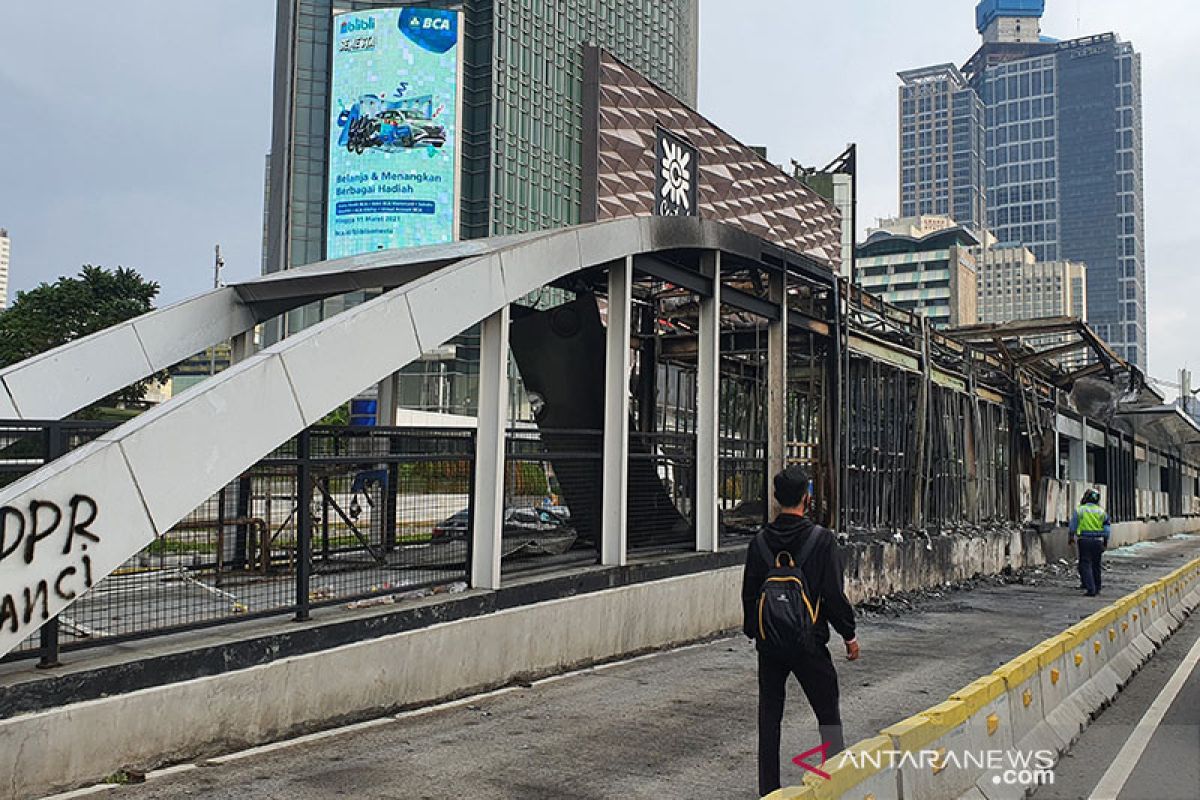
[0,288,255,420]
[376,372,400,427]
[230,330,255,364]
[696,251,721,552]
[601,258,633,566]
[471,307,510,589]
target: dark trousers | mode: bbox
[1078,537,1105,595]
[757,646,844,797]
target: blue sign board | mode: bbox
[326,7,462,258]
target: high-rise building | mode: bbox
[856,215,980,329]
[967,29,1144,366]
[796,145,857,278]
[0,228,9,310]
[264,0,699,340]
[897,1,1146,367]
[975,242,1086,324]
[897,64,986,233]
[975,0,1045,44]
[261,1,707,420]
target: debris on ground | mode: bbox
[345,580,469,609]
[855,559,1078,618]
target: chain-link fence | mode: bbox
[1,424,475,664]
[501,428,601,577]
[628,431,696,553]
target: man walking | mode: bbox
[742,466,859,797]
[1069,487,1110,597]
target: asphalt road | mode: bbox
[1039,593,1200,800]
[72,535,1200,800]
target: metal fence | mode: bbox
[842,356,919,534]
[502,428,601,576]
[719,437,766,544]
[2,424,474,664]
[974,400,1013,524]
[0,418,709,664]
[926,385,972,529]
[628,431,696,552]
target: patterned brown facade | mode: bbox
[582,47,843,267]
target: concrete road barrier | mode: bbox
[766,556,1200,800]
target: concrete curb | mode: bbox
[765,555,1200,800]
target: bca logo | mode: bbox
[398,8,458,53]
[410,16,451,30]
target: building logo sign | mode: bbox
[1068,44,1106,59]
[655,128,698,217]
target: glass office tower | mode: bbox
[897,1,1146,366]
[897,64,987,234]
[967,33,1145,366]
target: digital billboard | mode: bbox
[326,7,461,259]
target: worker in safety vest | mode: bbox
[1068,488,1110,597]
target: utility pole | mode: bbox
[210,245,225,376]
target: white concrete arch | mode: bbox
[0,217,785,658]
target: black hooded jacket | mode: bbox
[740,513,856,646]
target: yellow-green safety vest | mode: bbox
[1076,503,1106,534]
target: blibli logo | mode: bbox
[339,16,375,35]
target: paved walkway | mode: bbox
[80,535,1200,800]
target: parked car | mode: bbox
[431,509,471,541]
[431,506,576,557]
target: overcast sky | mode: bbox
[0,2,1195,384]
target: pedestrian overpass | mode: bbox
[0,217,823,659]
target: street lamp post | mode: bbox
[210,244,225,376]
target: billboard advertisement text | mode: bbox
[326,7,461,259]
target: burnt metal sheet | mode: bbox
[509,294,691,548]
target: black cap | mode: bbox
[774,465,812,508]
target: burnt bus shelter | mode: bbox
[0,217,1196,663]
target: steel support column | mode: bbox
[601,257,633,566]
[230,330,254,364]
[696,251,721,552]
[912,317,931,528]
[37,424,66,668]
[294,429,312,622]
[766,272,787,512]
[1068,424,1087,486]
[470,306,509,589]
[376,371,400,427]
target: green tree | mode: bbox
[0,265,161,406]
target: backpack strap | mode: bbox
[753,530,774,570]
[754,524,826,570]
[796,525,826,569]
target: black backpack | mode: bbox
[753,528,825,657]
